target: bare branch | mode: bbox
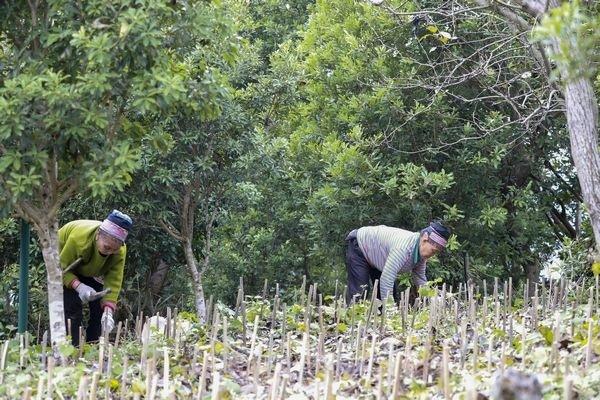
[159,219,184,242]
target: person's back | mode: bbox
[356,225,418,271]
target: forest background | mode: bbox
[1,0,598,337]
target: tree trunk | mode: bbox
[149,258,170,296]
[524,261,540,296]
[183,239,207,323]
[36,221,67,346]
[564,77,600,251]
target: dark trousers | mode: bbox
[64,275,104,346]
[345,232,399,305]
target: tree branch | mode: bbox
[159,219,184,242]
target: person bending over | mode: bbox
[60,210,132,345]
[345,220,451,305]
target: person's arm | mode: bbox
[411,260,427,287]
[100,248,126,311]
[59,236,81,289]
[379,247,411,300]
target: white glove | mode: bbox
[74,283,97,304]
[101,309,115,334]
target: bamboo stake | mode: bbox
[487,336,494,372]
[403,334,413,378]
[501,342,508,374]
[262,278,269,299]
[366,334,377,380]
[564,376,573,400]
[596,275,600,313]
[40,331,47,370]
[585,319,593,370]
[269,363,282,400]
[120,356,128,400]
[249,315,259,364]
[335,337,343,380]
[145,357,155,398]
[166,308,172,338]
[286,332,292,370]
[521,326,527,369]
[163,347,170,396]
[46,356,54,397]
[472,331,479,372]
[325,357,334,400]
[35,375,44,400]
[76,376,88,400]
[442,341,450,400]
[315,330,324,378]
[423,332,431,383]
[587,288,594,320]
[241,300,248,347]
[300,275,307,304]
[266,329,274,375]
[277,376,288,400]
[358,336,368,376]
[223,317,229,372]
[114,321,122,349]
[206,295,214,327]
[89,371,99,400]
[298,330,309,384]
[148,373,159,400]
[391,353,402,398]
[196,351,208,400]
[0,340,9,385]
[253,344,262,389]
[21,387,31,400]
[376,363,384,400]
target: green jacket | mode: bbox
[59,220,126,307]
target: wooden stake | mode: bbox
[298,331,309,384]
[196,351,208,400]
[114,321,122,349]
[21,387,31,400]
[163,347,170,396]
[325,358,334,400]
[564,376,573,400]
[89,372,99,400]
[35,375,44,400]
[366,334,377,380]
[585,319,593,370]
[472,331,479,372]
[120,356,128,400]
[442,341,450,400]
[269,363,282,400]
[391,353,402,398]
[487,336,494,372]
[76,376,89,400]
[249,315,259,363]
[148,373,159,400]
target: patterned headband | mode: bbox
[428,228,448,247]
[99,219,128,242]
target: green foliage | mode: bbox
[534,1,600,80]
[0,0,233,211]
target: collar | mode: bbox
[412,238,421,265]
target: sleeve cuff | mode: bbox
[101,301,117,312]
[71,279,82,289]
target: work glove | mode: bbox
[74,282,97,304]
[101,308,115,334]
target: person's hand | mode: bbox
[74,282,97,304]
[101,308,115,334]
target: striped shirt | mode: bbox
[356,225,427,298]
